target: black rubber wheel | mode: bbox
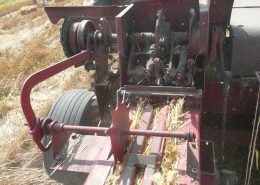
[60,17,81,57]
[43,89,99,185]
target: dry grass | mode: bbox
[105,99,184,184]
[0,143,60,185]
[0,115,28,164]
[61,68,92,90]
[0,0,90,183]
[0,28,64,124]
[153,99,184,185]
[0,0,31,16]
[0,100,13,119]
[1,8,44,31]
[0,1,88,184]
[143,106,161,155]
[105,99,145,185]
[0,27,63,98]
[1,15,19,30]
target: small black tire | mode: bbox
[60,17,81,57]
[43,89,99,185]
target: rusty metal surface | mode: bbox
[125,1,198,32]
[230,7,260,77]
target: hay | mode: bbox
[131,99,185,185]
[130,98,145,129]
[106,98,184,184]
[153,99,184,185]
[133,105,163,185]
[143,106,162,155]
[105,98,145,185]
[0,2,88,184]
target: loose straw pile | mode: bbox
[153,98,184,185]
[105,98,145,185]
[106,98,185,185]
[143,106,162,155]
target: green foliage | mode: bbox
[0,0,26,8]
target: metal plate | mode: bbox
[52,135,110,174]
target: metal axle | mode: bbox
[49,123,195,141]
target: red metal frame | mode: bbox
[120,105,154,184]
[20,58,196,156]
[142,106,167,185]
[48,109,195,163]
[47,99,201,184]
[20,1,260,184]
[44,6,126,24]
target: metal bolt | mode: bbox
[71,133,77,139]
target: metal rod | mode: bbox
[124,129,190,138]
[220,80,229,165]
[53,124,195,141]
[122,85,202,97]
[61,125,108,135]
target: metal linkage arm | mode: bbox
[20,51,93,151]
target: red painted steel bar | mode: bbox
[142,106,167,185]
[120,105,154,185]
[84,138,114,185]
[20,51,93,151]
[21,51,93,130]
[44,6,126,24]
